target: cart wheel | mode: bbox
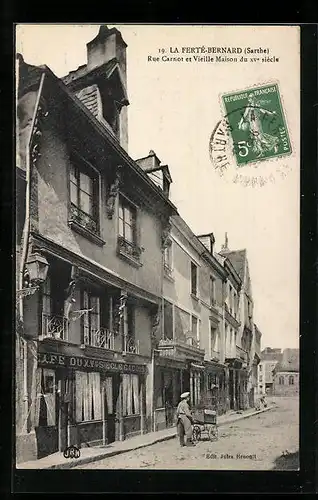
[208,425,218,441]
[192,425,201,442]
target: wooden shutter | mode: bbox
[132,375,140,415]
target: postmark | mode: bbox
[209,82,293,187]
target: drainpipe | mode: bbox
[18,68,46,428]
[18,71,46,318]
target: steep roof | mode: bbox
[219,249,247,281]
[261,352,282,362]
[274,348,299,373]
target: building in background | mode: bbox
[16,26,177,463]
[272,348,299,396]
[258,347,282,395]
[147,206,227,431]
[219,236,259,409]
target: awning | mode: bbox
[190,363,205,371]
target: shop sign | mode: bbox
[38,352,147,374]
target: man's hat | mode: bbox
[180,392,190,399]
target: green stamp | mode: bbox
[222,83,291,166]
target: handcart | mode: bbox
[192,409,218,442]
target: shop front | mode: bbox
[36,350,147,458]
[153,353,186,431]
[203,361,228,415]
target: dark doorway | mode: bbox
[35,368,60,459]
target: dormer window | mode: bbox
[102,91,121,137]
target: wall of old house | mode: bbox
[33,117,163,299]
[134,305,152,357]
[273,372,299,396]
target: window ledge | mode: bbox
[117,247,143,268]
[69,220,105,247]
[190,293,200,302]
[117,237,143,268]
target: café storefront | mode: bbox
[35,351,147,459]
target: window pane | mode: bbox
[80,191,93,215]
[80,172,93,195]
[70,181,78,205]
[119,203,124,221]
[124,223,133,243]
[70,164,77,184]
[124,206,133,224]
[191,263,197,294]
[118,217,124,237]
[192,316,197,337]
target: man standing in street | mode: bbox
[176,392,196,447]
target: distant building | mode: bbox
[272,348,299,396]
[258,347,282,395]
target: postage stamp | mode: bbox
[209,82,293,187]
[222,83,291,167]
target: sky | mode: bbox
[16,24,300,349]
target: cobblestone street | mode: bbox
[81,397,299,470]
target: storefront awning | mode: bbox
[190,363,205,370]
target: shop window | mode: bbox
[104,377,113,414]
[279,376,284,385]
[122,374,140,416]
[75,371,102,422]
[191,372,203,407]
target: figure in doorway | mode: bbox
[176,392,196,447]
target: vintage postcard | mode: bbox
[15,24,300,473]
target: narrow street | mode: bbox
[80,397,299,470]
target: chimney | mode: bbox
[136,150,161,172]
[86,25,127,85]
[135,151,172,198]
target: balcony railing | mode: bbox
[186,336,200,348]
[83,327,115,350]
[123,335,140,354]
[158,336,202,351]
[117,236,143,263]
[41,314,69,341]
[70,203,98,234]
